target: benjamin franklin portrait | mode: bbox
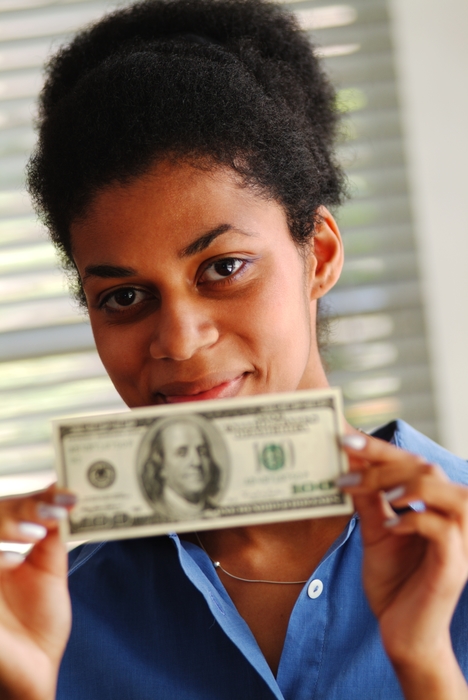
[138,417,226,521]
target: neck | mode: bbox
[208,515,349,547]
[193,514,351,585]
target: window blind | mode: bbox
[304,0,436,440]
[0,0,436,496]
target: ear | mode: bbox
[306,206,344,300]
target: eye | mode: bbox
[100,287,149,310]
[201,258,245,282]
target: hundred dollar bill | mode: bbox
[53,388,352,542]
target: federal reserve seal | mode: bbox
[87,460,116,489]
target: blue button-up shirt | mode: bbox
[57,421,468,699]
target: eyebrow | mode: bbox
[179,224,234,258]
[82,264,137,281]
[82,224,252,281]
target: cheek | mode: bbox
[164,457,180,475]
[91,321,150,396]
[240,258,311,356]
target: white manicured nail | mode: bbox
[18,522,47,540]
[36,503,68,520]
[336,472,363,488]
[409,500,426,513]
[340,434,366,450]
[0,551,25,566]
[384,486,406,503]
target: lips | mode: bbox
[154,372,248,404]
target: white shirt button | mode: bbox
[307,579,323,599]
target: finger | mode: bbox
[345,454,373,472]
[0,529,68,574]
[336,460,448,496]
[339,432,426,482]
[385,470,468,522]
[0,484,76,509]
[27,528,68,578]
[0,507,67,544]
[384,509,468,565]
[353,491,394,545]
[0,488,76,542]
[0,550,26,569]
[338,434,373,471]
[341,433,429,470]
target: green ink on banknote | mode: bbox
[260,444,285,470]
[292,480,335,494]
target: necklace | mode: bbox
[195,533,308,585]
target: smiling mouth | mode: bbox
[154,373,248,404]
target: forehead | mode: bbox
[161,422,205,446]
[70,159,289,265]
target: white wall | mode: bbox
[389,0,468,457]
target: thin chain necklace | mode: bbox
[195,533,308,585]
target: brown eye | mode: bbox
[113,289,137,306]
[202,258,244,282]
[214,259,238,276]
[101,287,149,311]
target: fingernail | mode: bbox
[409,500,426,513]
[36,503,68,520]
[336,472,363,488]
[384,516,401,528]
[17,522,47,540]
[384,486,406,503]
[53,493,77,507]
[0,551,25,566]
[340,434,367,450]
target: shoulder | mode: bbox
[372,419,468,486]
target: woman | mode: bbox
[1,1,468,698]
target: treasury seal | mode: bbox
[87,460,116,489]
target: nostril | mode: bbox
[149,313,219,361]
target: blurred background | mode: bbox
[0,0,467,497]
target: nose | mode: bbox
[188,449,202,468]
[149,297,219,361]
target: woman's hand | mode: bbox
[338,434,468,700]
[0,486,76,700]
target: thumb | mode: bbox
[27,528,68,578]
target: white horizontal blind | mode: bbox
[0,0,436,496]
[0,0,128,496]
[292,0,437,439]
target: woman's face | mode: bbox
[71,160,342,408]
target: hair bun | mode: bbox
[28,0,344,294]
[40,0,335,146]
